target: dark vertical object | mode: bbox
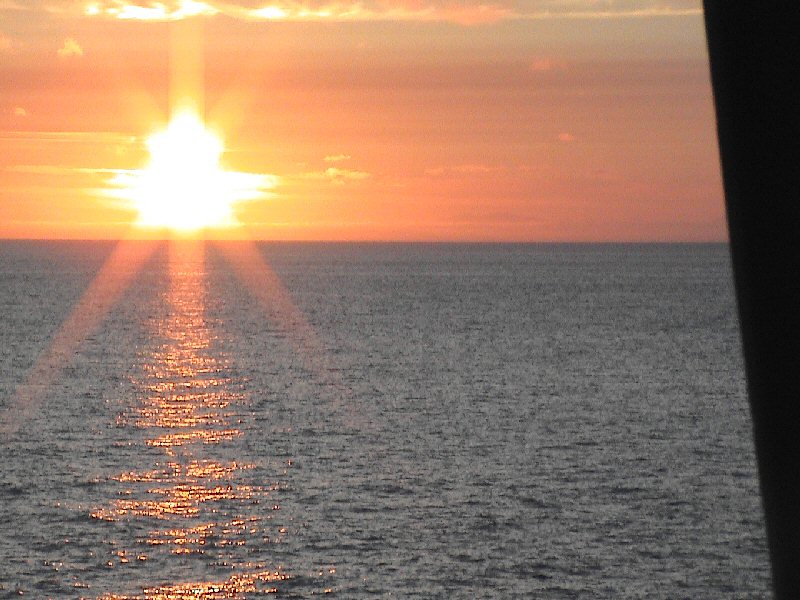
[704,3,800,595]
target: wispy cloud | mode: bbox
[57,37,83,58]
[76,0,701,23]
[12,106,28,118]
[0,34,12,51]
[291,166,371,185]
[84,0,217,20]
[325,166,370,184]
[426,163,506,176]
[0,131,137,143]
[324,154,351,163]
[3,165,124,175]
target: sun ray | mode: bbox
[0,236,160,435]
[210,237,372,430]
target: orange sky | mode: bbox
[0,1,723,241]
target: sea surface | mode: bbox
[0,241,770,598]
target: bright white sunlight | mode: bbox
[111,111,273,233]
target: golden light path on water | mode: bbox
[0,18,358,593]
[0,230,357,596]
[92,239,291,598]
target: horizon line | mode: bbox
[0,237,730,244]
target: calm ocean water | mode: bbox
[0,241,770,598]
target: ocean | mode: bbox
[0,241,770,598]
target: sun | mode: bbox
[111,111,270,233]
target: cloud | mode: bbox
[557,132,576,142]
[12,106,28,117]
[325,167,370,184]
[0,131,137,143]
[451,163,503,173]
[3,165,122,175]
[290,165,371,185]
[0,34,12,51]
[81,0,511,23]
[426,163,505,175]
[57,37,83,58]
[324,154,351,163]
[77,0,702,23]
[84,0,217,20]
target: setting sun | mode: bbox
[111,111,272,233]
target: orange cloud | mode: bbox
[426,164,505,175]
[451,163,503,174]
[558,132,576,142]
[57,37,84,58]
[324,154,351,163]
[288,166,372,185]
[77,0,701,22]
[325,166,370,184]
[84,0,217,20]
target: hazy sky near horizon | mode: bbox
[0,0,723,241]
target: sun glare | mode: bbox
[112,111,271,233]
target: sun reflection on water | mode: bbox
[100,569,289,600]
[91,239,290,598]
